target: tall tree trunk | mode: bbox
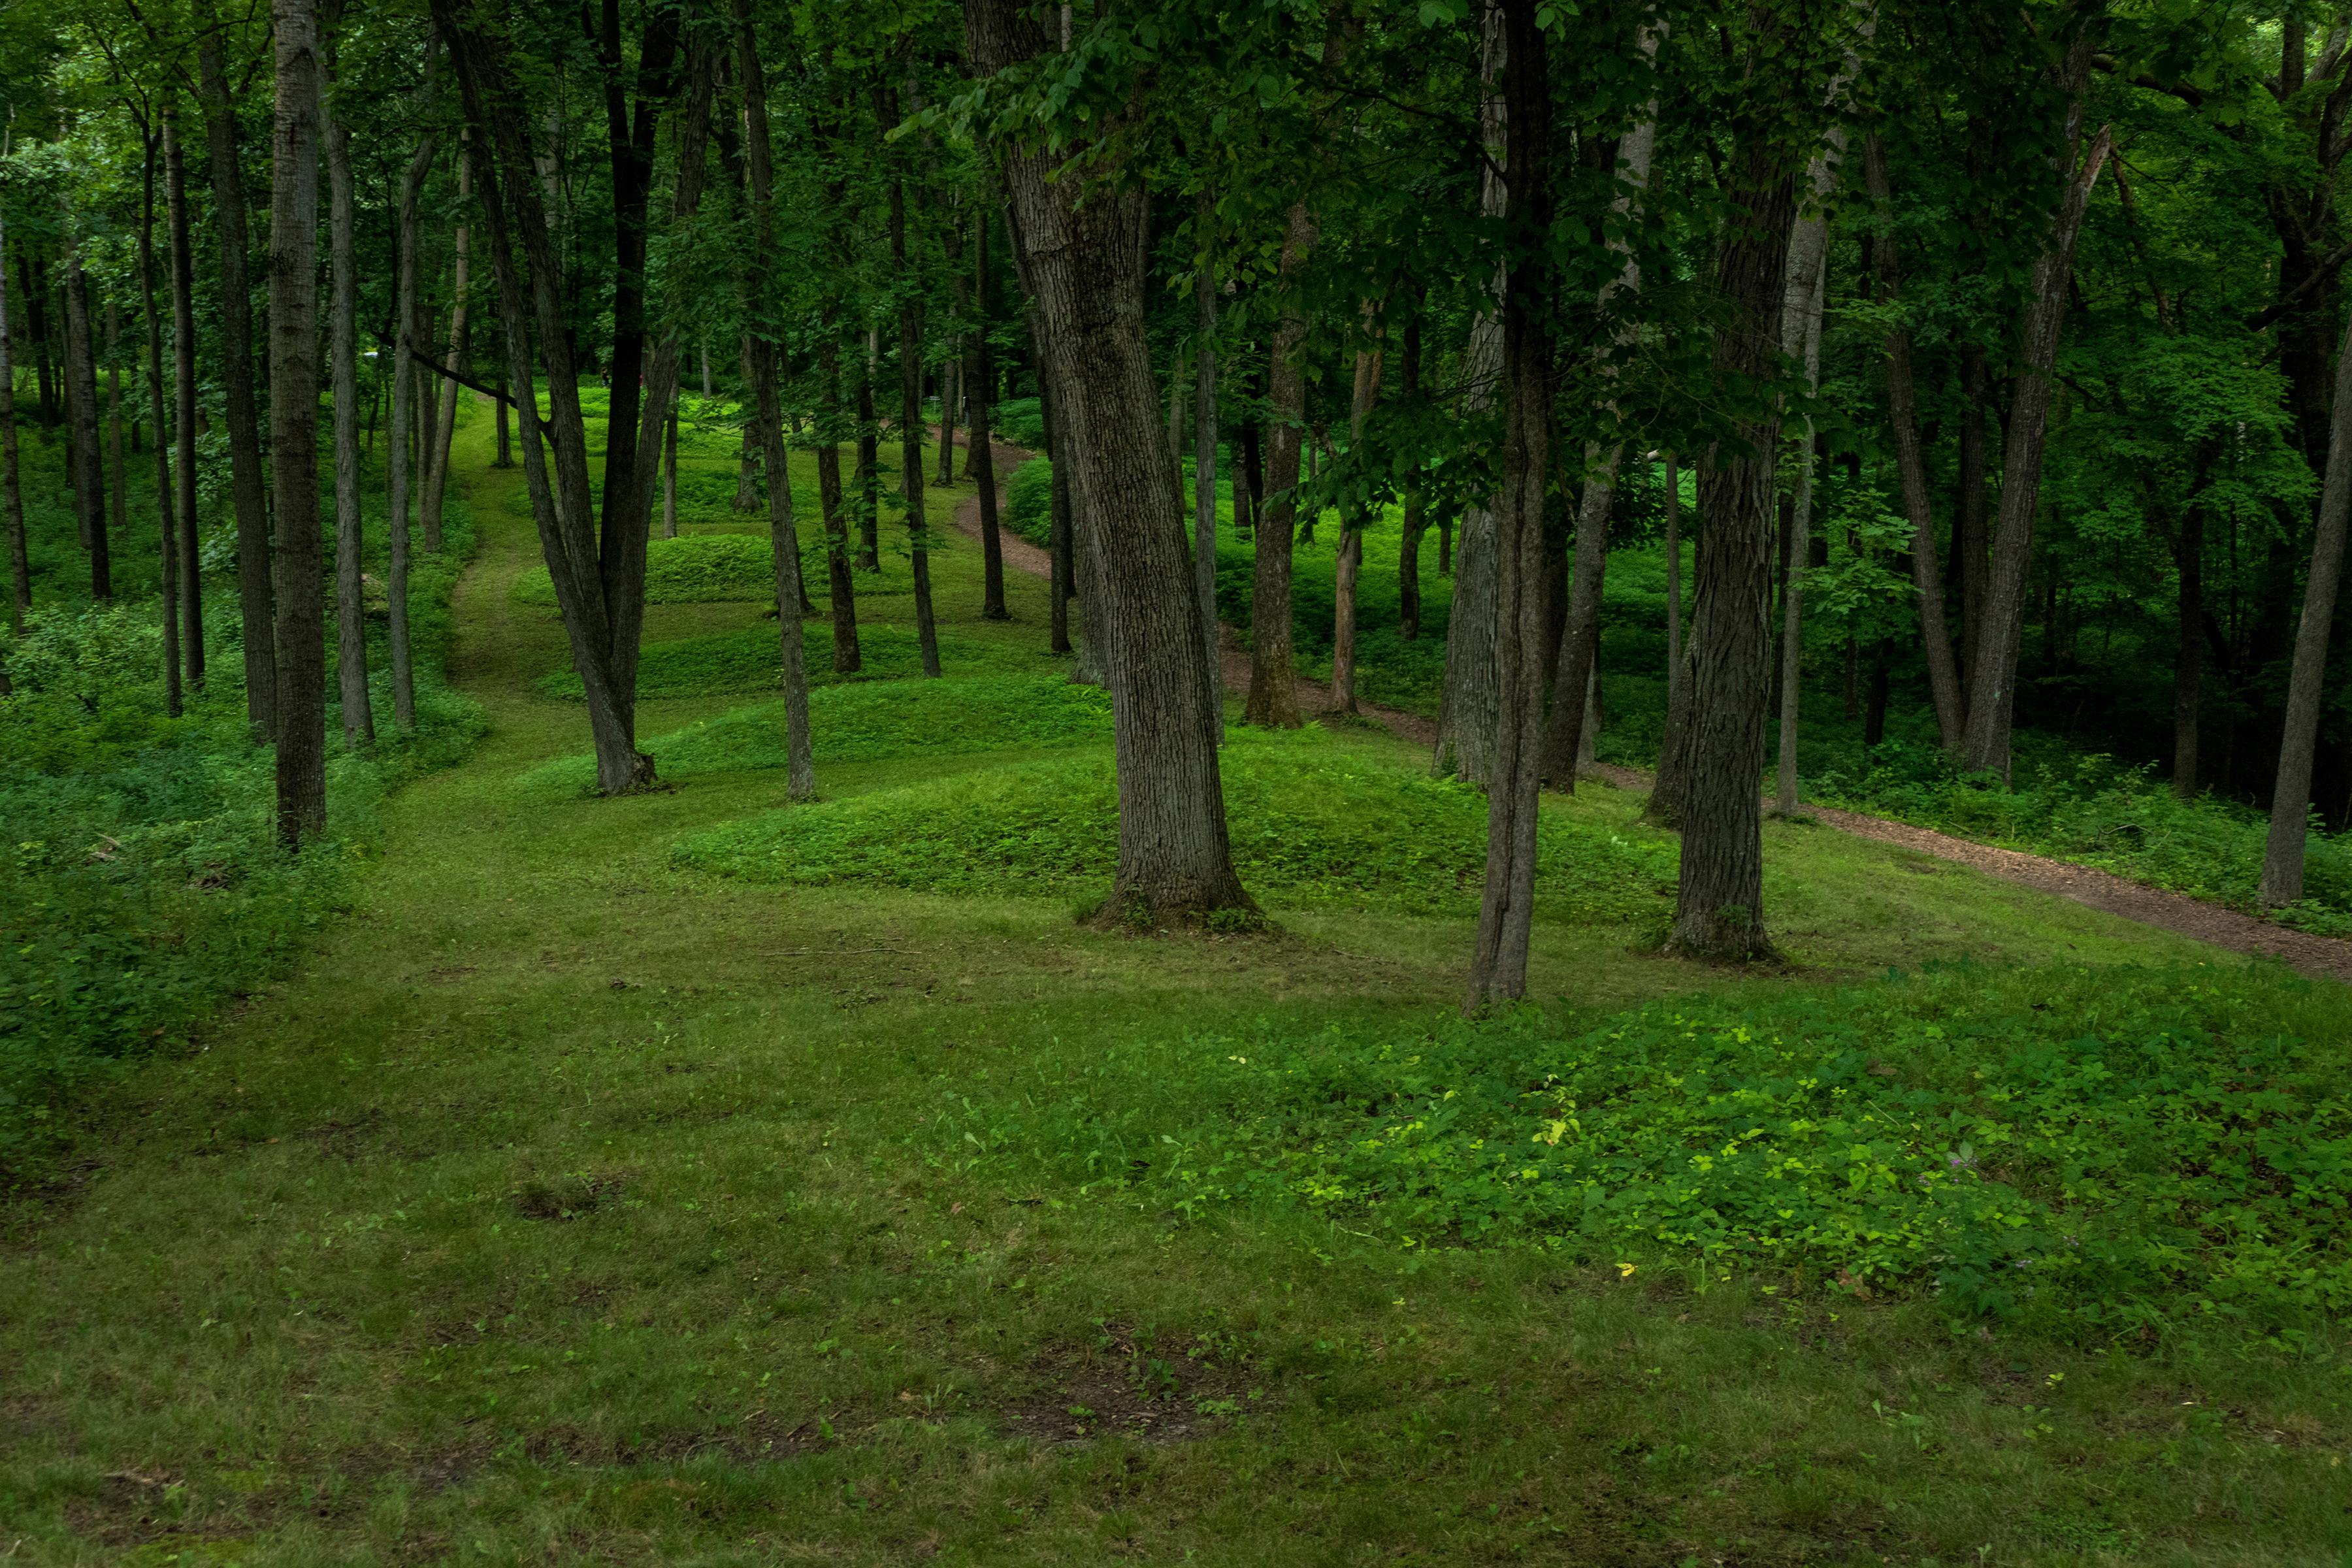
[884,91,941,678]
[937,353,958,487]
[137,131,182,715]
[165,119,204,680]
[270,0,328,848]
[2173,501,2203,799]
[728,2,812,796]
[661,392,678,538]
[1245,200,1313,729]
[1463,0,1551,1010]
[105,300,127,581]
[0,191,25,632]
[1665,43,1806,964]
[1861,131,1965,753]
[423,140,472,553]
[1961,37,2111,776]
[817,336,862,672]
[1773,131,1842,817]
[968,216,1005,620]
[734,335,760,510]
[1195,193,1223,725]
[493,351,512,465]
[1954,344,1991,685]
[593,0,681,576]
[2260,304,2352,906]
[970,0,1256,925]
[198,22,274,734]
[1663,449,1680,710]
[1332,329,1382,713]
[1397,317,1424,642]
[387,130,436,731]
[62,242,107,598]
[325,101,373,749]
[1433,2,1511,781]
[857,327,881,571]
[1540,14,1664,787]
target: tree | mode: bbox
[268,0,327,847]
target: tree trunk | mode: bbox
[1954,345,1991,683]
[1663,449,1680,710]
[62,242,108,598]
[1463,0,1551,1011]
[2173,500,2202,799]
[1773,135,1841,817]
[325,105,373,749]
[857,328,881,571]
[884,99,941,678]
[1865,638,1891,745]
[593,0,681,577]
[936,351,958,486]
[138,130,182,716]
[661,393,678,538]
[969,216,1005,620]
[1398,318,1424,642]
[817,337,862,672]
[1245,199,1313,730]
[734,336,760,510]
[387,130,435,731]
[1043,367,1073,656]
[422,140,472,553]
[270,0,328,848]
[1195,194,1223,725]
[197,24,274,734]
[1331,331,1383,714]
[1961,37,2111,776]
[0,191,25,631]
[105,299,127,585]
[2260,301,2352,905]
[731,1,813,798]
[493,353,512,466]
[165,119,204,680]
[970,0,1255,925]
[1861,131,1965,753]
[1666,66,1805,964]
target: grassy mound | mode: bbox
[517,674,1114,794]
[511,532,774,607]
[673,725,1676,921]
[534,621,1061,702]
[939,962,2352,1341]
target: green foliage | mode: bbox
[674,725,1676,921]
[515,674,1114,794]
[534,621,1062,702]
[1005,456,1054,549]
[956,964,2352,1340]
[510,532,777,606]
[992,396,1045,449]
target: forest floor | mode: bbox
[4,411,2350,1567]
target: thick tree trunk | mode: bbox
[325,108,373,749]
[387,131,435,730]
[970,0,1255,924]
[969,217,1005,620]
[2173,502,2203,799]
[1195,204,1222,723]
[422,142,471,553]
[1961,39,2111,776]
[137,131,182,717]
[62,243,107,598]
[885,112,941,678]
[2260,302,2352,905]
[270,0,328,848]
[165,120,204,680]
[0,194,25,631]
[197,26,274,734]
[1245,201,1313,730]
[1463,0,1551,1011]
[1861,131,1965,753]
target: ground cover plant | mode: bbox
[511,531,776,606]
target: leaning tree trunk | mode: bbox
[1244,199,1313,730]
[166,119,204,679]
[387,129,436,732]
[137,129,183,717]
[1861,130,1965,754]
[197,27,274,734]
[1962,37,2111,777]
[1463,0,1552,1011]
[2260,299,2352,906]
[969,0,1255,925]
[325,106,374,749]
[269,0,329,849]
[731,2,814,798]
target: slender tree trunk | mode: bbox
[0,193,25,632]
[387,131,435,731]
[936,319,958,487]
[422,140,472,553]
[165,120,204,679]
[1862,131,1964,753]
[661,392,678,538]
[1332,329,1382,713]
[1663,449,1680,709]
[325,103,373,749]
[1043,367,1073,655]
[884,103,941,678]
[137,131,182,716]
[857,327,881,571]
[594,0,681,580]
[2173,502,2202,799]
[2260,304,2352,905]
[1195,198,1222,726]
[1463,0,1551,1010]
[972,0,1254,924]
[270,0,328,848]
[198,24,274,734]
[1245,200,1313,730]
[734,335,760,511]
[1865,638,1891,743]
[63,243,108,598]
[1773,133,1841,817]
[1955,345,1991,683]
[969,216,1005,620]
[105,300,127,582]
[1961,38,2111,776]
[1397,314,1424,642]
[817,337,862,672]
[1239,412,1262,536]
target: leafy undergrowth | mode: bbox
[516,674,1113,794]
[951,962,2352,1344]
[511,532,774,606]
[534,620,1060,701]
[674,725,1677,921]
[1810,742,2352,937]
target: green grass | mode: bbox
[676,724,1680,923]
[6,393,2351,1567]
[534,619,1067,702]
[511,532,778,606]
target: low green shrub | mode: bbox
[936,963,2352,1341]
[992,396,1045,449]
[674,725,1676,921]
[535,621,1058,702]
[516,674,1113,793]
[511,532,775,606]
[1005,457,1053,549]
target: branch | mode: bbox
[2091,54,2204,108]
[2246,237,2352,329]
[370,326,515,406]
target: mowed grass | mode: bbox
[3,404,2350,1567]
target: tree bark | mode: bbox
[62,241,107,598]
[1663,449,1680,710]
[1961,37,2111,776]
[105,299,127,586]
[817,336,862,672]
[165,119,204,680]
[1397,317,1424,641]
[0,189,25,631]
[1861,130,1965,753]
[857,327,881,571]
[1043,366,1073,655]
[1332,329,1382,713]
[968,215,1005,620]
[1195,194,1223,725]
[422,140,472,553]
[661,393,678,538]
[325,103,373,749]
[1245,200,1313,729]
[270,0,329,848]
[884,91,941,678]
[1773,135,1841,817]
[137,129,182,717]
[197,21,274,734]
[387,129,436,731]
[970,0,1256,924]
[592,0,680,572]
[1463,0,1551,1011]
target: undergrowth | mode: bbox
[535,620,1061,701]
[674,724,1677,921]
[510,532,776,606]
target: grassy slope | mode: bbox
[2,408,2349,1567]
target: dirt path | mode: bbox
[947,435,2349,982]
